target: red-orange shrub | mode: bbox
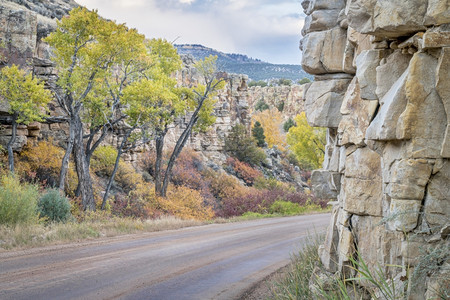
[225,157,262,186]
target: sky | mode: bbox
[76,0,306,65]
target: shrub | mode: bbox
[255,99,270,112]
[171,149,214,201]
[163,186,215,221]
[111,194,159,220]
[91,145,117,176]
[224,124,266,166]
[269,200,303,215]
[297,77,311,85]
[225,157,262,186]
[37,189,71,223]
[248,80,268,87]
[278,78,292,86]
[283,118,296,133]
[0,175,39,226]
[276,101,285,112]
[17,139,65,188]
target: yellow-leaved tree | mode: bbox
[252,108,286,150]
[287,112,326,170]
[0,65,52,173]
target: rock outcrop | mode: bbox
[0,1,251,164]
[300,0,449,298]
[247,84,307,120]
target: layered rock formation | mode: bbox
[0,1,252,165]
[301,0,449,298]
[247,84,307,120]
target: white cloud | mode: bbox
[76,0,305,64]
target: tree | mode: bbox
[252,121,266,147]
[283,117,296,133]
[225,123,265,166]
[297,77,311,85]
[253,108,286,150]
[255,99,269,112]
[45,8,146,210]
[278,78,292,86]
[286,112,326,170]
[0,65,52,173]
[121,54,224,198]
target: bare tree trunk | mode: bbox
[59,116,76,191]
[154,132,165,196]
[101,130,131,209]
[7,114,18,173]
[160,123,194,197]
[73,115,96,211]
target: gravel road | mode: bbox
[0,214,330,300]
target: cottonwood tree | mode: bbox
[125,54,224,197]
[0,65,52,173]
[45,8,142,210]
[286,112,326,170]
[253,108,286,150]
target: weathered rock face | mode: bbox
[301,0,450,297]
[246,84,306,120]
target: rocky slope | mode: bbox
[300,0,449,298]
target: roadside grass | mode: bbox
[0,215,204,250]
[269,234,324,300]
[0,206,330,251]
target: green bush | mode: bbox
[91,145,117,176]
[283,118,296,133]
[297,77,311,85]
[269,200,303,215]
[224,124,266,166]
[248,80,268,87]
[255,99,270,112]
[0,175,39,226]
[38,189,71,223]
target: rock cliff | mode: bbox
[0,1,252,165]
[300,0,449,298]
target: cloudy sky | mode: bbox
[76,0,306,65]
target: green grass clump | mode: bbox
[271,235,323,299]
[38,189,71,223]
[269,201,304,215]
[0,175,39,226]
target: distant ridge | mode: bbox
[175,44,312,82]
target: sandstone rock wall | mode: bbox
[247,84,307,120]
[300,0,449,298]
[0,1,251,164]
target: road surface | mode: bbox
[0,214,330,300]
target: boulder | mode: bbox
[355,50,385,100]
[347,0,427,38]
[305,78,351,128]
[301,27,348,74]
[311,169,340,200]
[302,10,340,35]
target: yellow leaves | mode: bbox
[252,108,286,150]
[0,65,52,124]
[286,112,326,170]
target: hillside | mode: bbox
[175,44,312,82]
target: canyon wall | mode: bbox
[0,1,254,165]
[300,0,449,298]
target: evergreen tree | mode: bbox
[252,121,266,147]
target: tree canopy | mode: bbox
[286,112,326,170]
